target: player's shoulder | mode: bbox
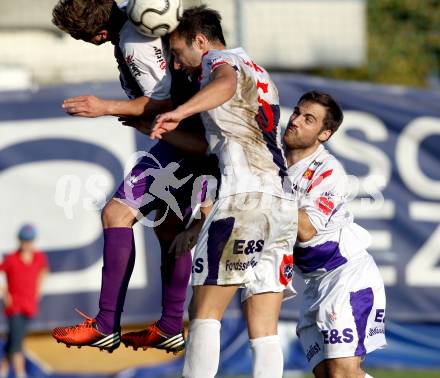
[315,148,347,179]
[205,48,241,65]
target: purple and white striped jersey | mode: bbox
[198,48,289,199]
[288,145,371,277]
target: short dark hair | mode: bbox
[175,5,226,46]
[298,91,344,136]
[52,0,115,41]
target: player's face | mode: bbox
[169,33,204,74]
[283,101,330,150]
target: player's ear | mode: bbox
[318,129,331,142]
[96,29,109,43]
[193,33,208,50]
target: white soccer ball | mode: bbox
[126,0,183,38]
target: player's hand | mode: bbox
[119,117,154,135]
[62,95,107,118]
[150,110,184,140]
[168,221,202,258]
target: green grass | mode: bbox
[303,371,440,378]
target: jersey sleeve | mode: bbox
[299,158,349,234]
[121,39,171,100]
[205,51,240,75]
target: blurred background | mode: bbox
[0,0,439,377]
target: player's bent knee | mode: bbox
[312,360,328,378]
[326,357,363,378]
[102,199,136,228]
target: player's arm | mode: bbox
[298,160,348,241]
[62,95,172,118]
[172,64,237,119]
[151,64,237,139]
[298,209,317,242]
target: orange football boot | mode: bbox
[52,309,120,353]
[122,322,185,354]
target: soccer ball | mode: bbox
[126,0,183,38]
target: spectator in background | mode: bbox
[0,224,49,378]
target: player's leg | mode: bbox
[300,255,386,378]
[244,293,282,338]
[240,196,297,378]
[121,208,189,353]
[243,292,284,378]
[324,356,365,378]
[120,165,213,353]
[182,285,239,378]
[93,198,137,335]
[183,192,292,378]
[182,193,242,378]
[154,174,212,337]
[52,151,160,352]
[314,358,374,378]
[156,209,189,337]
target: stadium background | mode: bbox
[1,0,439,377]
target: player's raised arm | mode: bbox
[62,95,172,118]
[173,64,237,120]
[151,64,237,139]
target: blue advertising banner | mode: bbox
[1,75,440,336]
[0,83,166,331]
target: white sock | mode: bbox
[365,374,374,378]
[250,335,283,378]
[182,319,221,378]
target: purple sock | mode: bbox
[156,240,191,335]
[95,227,135,334]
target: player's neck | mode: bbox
[206,41,226,52]
[286,143,321,167]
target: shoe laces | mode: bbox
[73,308,95,329]
[130,324,157,339]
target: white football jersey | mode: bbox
[287,144,371,277]
[115,19,171,100]
[199,48,289,198]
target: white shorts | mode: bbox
[191,192,298,302]
[297,254,387,370]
